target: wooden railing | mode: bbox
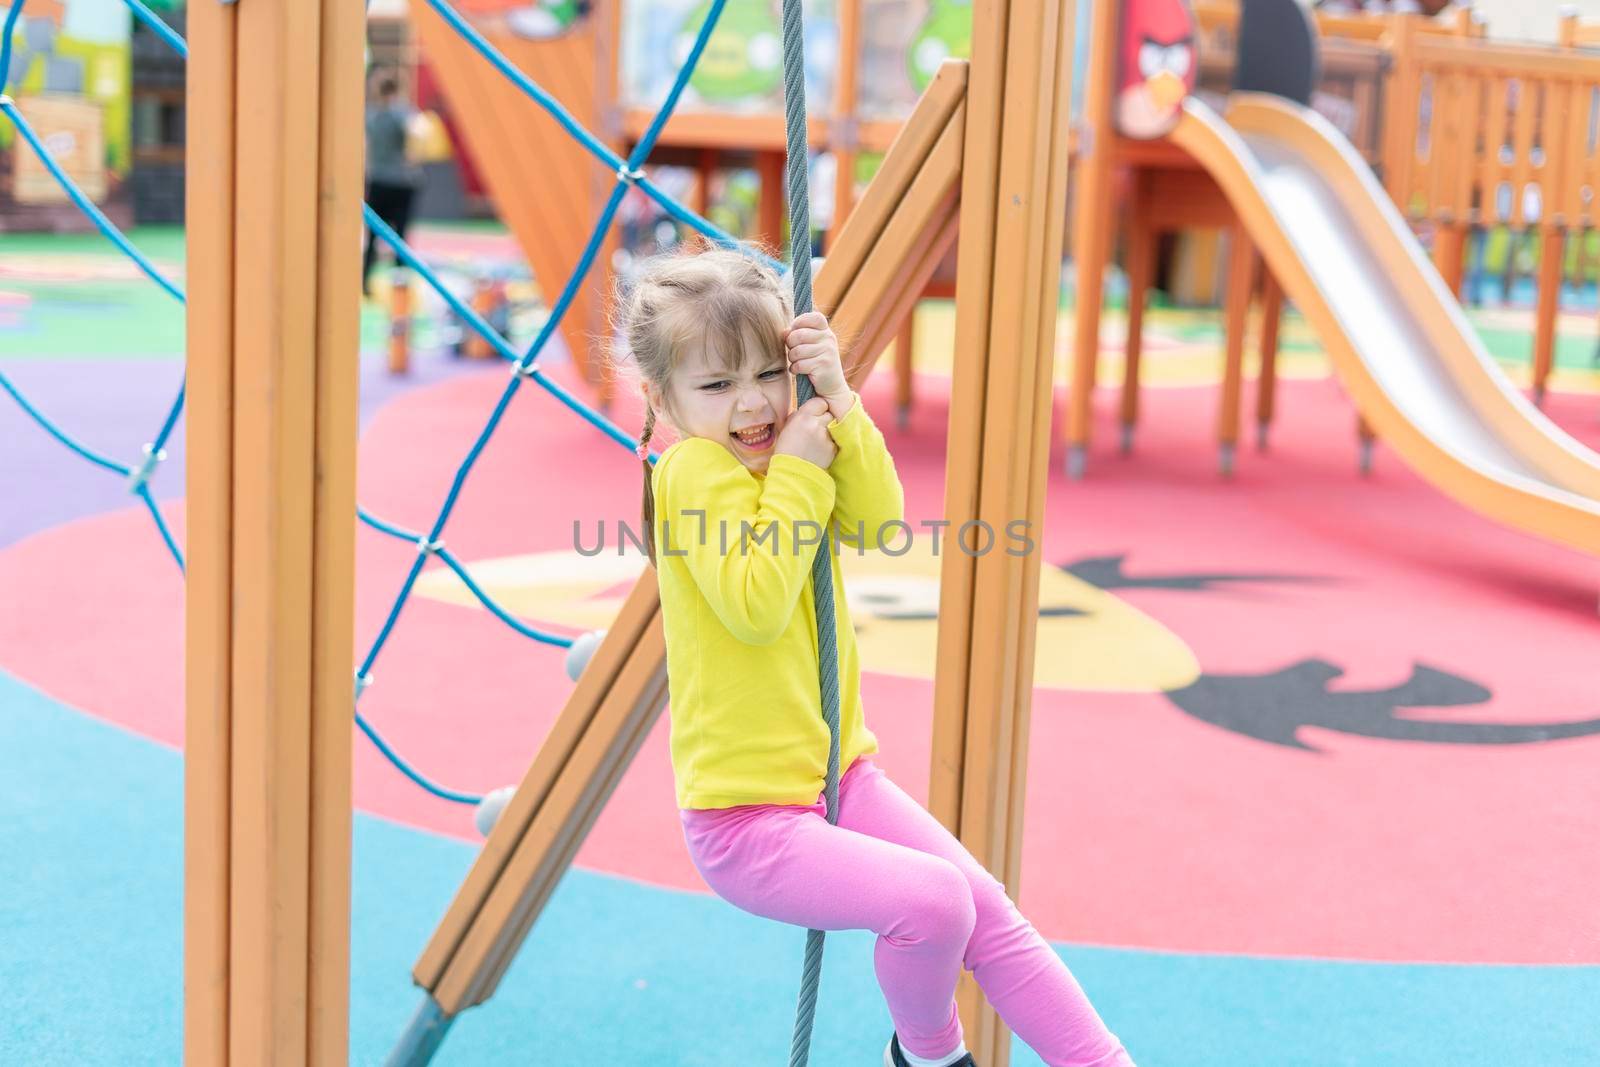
[1190,4,1482,166]
[1378,25,1600,392]
[1559,10,1600,50]
[1182,5,1600,393]
[1384,29,1600,233]
[1192,2,1481,50]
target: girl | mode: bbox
[616,249,1133,1067]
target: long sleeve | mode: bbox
[824,393,905,550]
[653,438,837,646]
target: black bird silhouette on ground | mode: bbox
[1063,554,1326,593]
[1166,659,1600,750]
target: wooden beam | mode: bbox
[933,0,1075,1062]
[310,0,364,1057]
[1120,170,1155,443]
[824,62,968,298]
[1533,226,1565,401]
[1219,230,1256,473]
[1256,270,1283,444]
[186,0,362,1059]
[828,0,864,250]
[438,611,671,1010]
[1063,0,1119,476]
[756,149,787,252]
[840,204,962,373]
[831,100,966,352]
[412,575,663,993]
[183,0,237,1057]
[895,313,916,426]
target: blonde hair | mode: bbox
[611,247,792,566]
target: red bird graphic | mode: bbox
[1117,0,1197,139]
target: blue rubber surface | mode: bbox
[2,668,1596,1066]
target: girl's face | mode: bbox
[656,336,792,476]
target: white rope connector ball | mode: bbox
[564,629,606,681]
[474,784,518,837]
[126,443,168,494]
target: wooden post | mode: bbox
[895,311,916,429]
[1255,270,1283,450]
[828,0,863,252]
[389,273,412,373]
[693,147,716,223]
[1381,16,1419,210]
[1119,172,1154,453]
[1064,0,1120,479]
[466,278,494,360]
[1219,229,1255,476]
[186,0,362,1061]
[1533,226,1565,402]
[1433,223,1467,297]
[756,148,788,252]
[933,0,1075,1062]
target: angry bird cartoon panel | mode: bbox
[1116,0,1196,139]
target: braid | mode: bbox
[639,406,658,567]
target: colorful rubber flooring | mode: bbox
[4,229,1600,1064]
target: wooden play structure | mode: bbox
[1381,22,1600,399]
[1069,0,1600,556]
[417,0,1600,450]
[1096,1,1600,467]
[177,0,1600,1059]
[185,0,1076,1064]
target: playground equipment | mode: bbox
[389,270,413,372]
[1382,18,1600,401]
[458,271,510,360]
[6,0,1596,1061]
[421,0,1600,441]
[1069,0,1600,559]
[0,0,731,1055]
[382,262,518,373]
[372,1,1090,1064]
[1194,3,1600,405]
[131,0,1075,1059]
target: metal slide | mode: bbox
[1168,93,1600,557]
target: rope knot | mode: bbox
[417,537,445,556]
[354,672,373,702]
[509,359,540,379]
[127,443,168,493]
[615,164,645,186]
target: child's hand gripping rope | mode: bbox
[784,310,855,421]
[775,396,838,470]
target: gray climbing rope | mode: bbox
[778,2,843,1064]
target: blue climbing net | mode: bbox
[0,0,773,805]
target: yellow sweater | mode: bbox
[651,394,905,809]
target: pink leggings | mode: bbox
[680,758,1133,1066]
